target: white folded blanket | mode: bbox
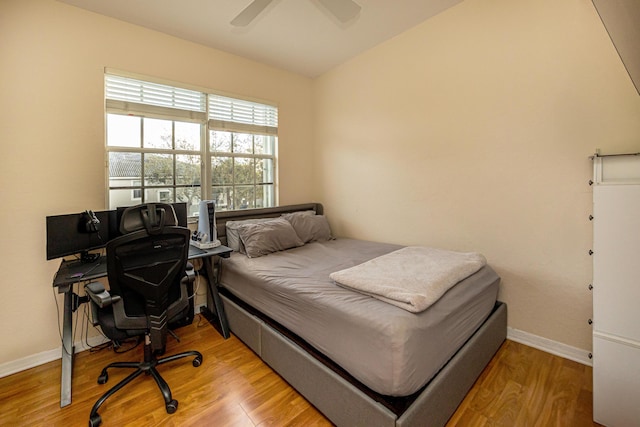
[329,246,486,313]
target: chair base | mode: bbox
[88,342,202,427]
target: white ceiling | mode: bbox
[57,0,464,77]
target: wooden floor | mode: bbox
[0,316,601,426]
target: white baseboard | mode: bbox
[0,335,110,379]
[507,327,592,366]
[0,307,210,379]
[2,320,590,379]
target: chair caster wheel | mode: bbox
[166,399,178,414]
[97,371,108,384]
[193,355,202,367]
[89,414,102,427]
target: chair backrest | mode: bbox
[106,203,190,351]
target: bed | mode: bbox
[213,203,507,427]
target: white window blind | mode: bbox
[105,74,207,122]
[209,95,278,136]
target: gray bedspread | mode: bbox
[219,238,500,396]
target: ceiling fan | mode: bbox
[231,0,362,27]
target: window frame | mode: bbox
[104,71,278,215]
[209,131,277,211]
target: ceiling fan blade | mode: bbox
[231,0,274,27]
[317,0,361,23]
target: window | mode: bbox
[105,73,277,215]
[208,94,277,211]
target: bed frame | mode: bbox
[213,203,507,427]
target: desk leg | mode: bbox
[201,257,230,339]
[60,288,74,407]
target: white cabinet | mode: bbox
[592,156,640,427]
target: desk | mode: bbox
[52,244,232,408]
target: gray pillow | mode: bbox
[225,218,274,252]
[236,217,304,258]
[283,214,333,243]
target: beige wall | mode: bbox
[312,0,640,351]
[0,0,313,365]
[2,0,640,369]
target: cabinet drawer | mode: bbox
[593,334,640,426]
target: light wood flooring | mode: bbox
[0,315,601,426]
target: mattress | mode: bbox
[219,238,500,397]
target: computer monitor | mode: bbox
[46,203,188,262]
[46,210,112,261]
[173,202,188,227]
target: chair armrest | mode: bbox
[85,282,121,308]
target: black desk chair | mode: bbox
[84,203,202,427]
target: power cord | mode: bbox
[112,337,142,354]
[52,286,73,357]
[53,279,114,356]
[82,295,113,353]
[187,258,204,301]
[53,281,84,357]
[195,313,208,328]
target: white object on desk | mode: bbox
[191,200,220,248]
[190,238,221,249]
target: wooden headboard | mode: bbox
[215,203,323,247]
